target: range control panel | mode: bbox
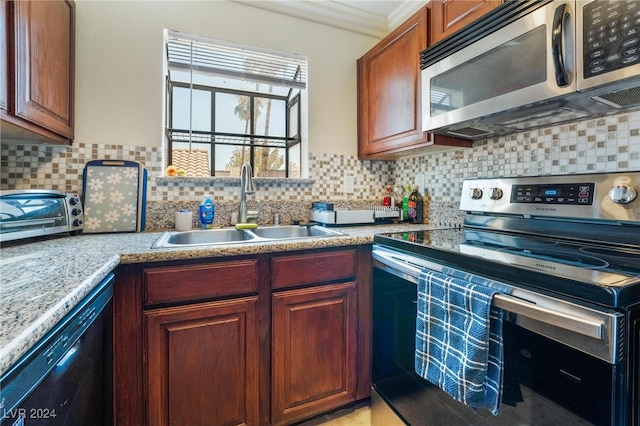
[511,183,595,205]
[459,172,639,222]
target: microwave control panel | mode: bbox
[583,0,640,78]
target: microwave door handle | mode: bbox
[552,3,570,87]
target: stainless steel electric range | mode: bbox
[371,172,640,426]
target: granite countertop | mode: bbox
[0,223,435,377]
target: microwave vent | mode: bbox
[593,86,640,108]
[446,127,493,138]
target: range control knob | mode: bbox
[490,187,503,200]
[72,208,83,216]
[73,219,83,227]
[69,195,81,205]
[608,185,637,204]
[470,188,483,200]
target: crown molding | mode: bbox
[388,1,428,31]
[232,0,427,39]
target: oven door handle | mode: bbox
[372,249,605,340]
[492,294,602,339]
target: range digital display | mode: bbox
[542,188,560,197]
[511,183,594,205]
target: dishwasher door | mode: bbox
[0,274,114,426]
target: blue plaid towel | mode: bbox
[415,267,506,415]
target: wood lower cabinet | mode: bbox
[145,297,259,426]
[270,247,370,425]
[430,0,503,44]
[114,246,371,426]
[1,0,75,144]
[272,282,358,425]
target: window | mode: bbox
[164,30,307,178]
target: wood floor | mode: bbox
[295,401,371,426]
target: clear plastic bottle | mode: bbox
[394,185,404,221]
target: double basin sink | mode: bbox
[152,225,344,248]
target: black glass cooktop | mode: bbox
[374,228,640,309]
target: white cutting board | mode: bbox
[82,160,147,233]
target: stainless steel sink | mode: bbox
[152,228,256,248]
[151,225,344,248]
[249,225,343,239]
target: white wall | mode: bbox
[74,0,379,157]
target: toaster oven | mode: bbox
[0,190,83,243]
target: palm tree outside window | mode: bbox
[164,30,306,178]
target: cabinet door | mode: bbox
[13,0,74,139]
[357,7,429,159]
[431,0,502,44]
[146,297,260,426]
[272,282,357,425]
[1,0,7,112]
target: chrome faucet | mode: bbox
[238,162,256,223]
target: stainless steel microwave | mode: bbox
[421,0,640,140]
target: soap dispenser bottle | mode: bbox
[199,196,215,229]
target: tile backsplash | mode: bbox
[395,112,640,203]
[0,144,393,202]
[2,111,639,229]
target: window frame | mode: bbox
[163,30,307,178]
[166,82,300,177]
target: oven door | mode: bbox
[371,246,628,426]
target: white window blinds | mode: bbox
[165,30,307,90]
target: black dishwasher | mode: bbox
[0,273,114,426]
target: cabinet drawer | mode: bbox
[143,259,259,305]
[271,249,357,289]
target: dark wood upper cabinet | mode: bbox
[1,0,75,145]
[357,6,471,160]
[0,1,7,113]
[430,0,503,45]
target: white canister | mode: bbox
[175,210,193,231]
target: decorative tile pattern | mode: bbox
[2,111,639,227]
[0,142,161,192]
[395,112,640,202]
